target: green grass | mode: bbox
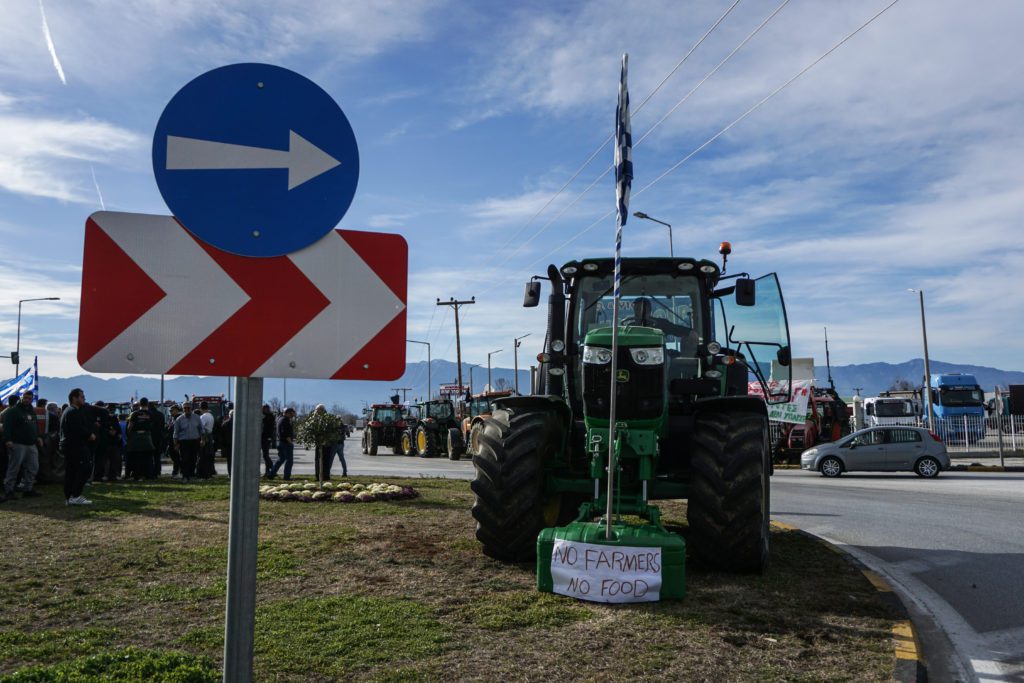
[0,476,899,681]
[253,596,449,678]
[0,647,218,682]
[464,592,592,630]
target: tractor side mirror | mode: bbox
[735,278,756,306]
[523,281,541,307]
[776,346,791,366]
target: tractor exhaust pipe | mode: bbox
[545,265,566,397]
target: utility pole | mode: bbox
[407,339,431,399]
[824,327,835,391]
[514,333,531,394]
[436,297,475,392]
[909,289,935,428]
[392,387,413,403]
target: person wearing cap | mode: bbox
[145,399,165,479]
[1,391,43,502]
[125,399,156,482]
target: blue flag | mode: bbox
[0,360,38,403]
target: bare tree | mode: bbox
[888,378,916,392]
[494,377,511,391]
[267,397,282,413]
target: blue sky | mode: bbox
[1,0,1022,383]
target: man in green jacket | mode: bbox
[1,391,43,502]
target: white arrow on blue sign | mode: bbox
[152,63,359,257]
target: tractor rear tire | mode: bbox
[448,428,465,461]
[367,428,379,456]
[687,411,770,573]
[416,426,438,457]
[471,408,562,563]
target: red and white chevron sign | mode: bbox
[78,211,407,379]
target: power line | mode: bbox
[489,0,905,286]
[488,0,745,255]
[484,0,788,275]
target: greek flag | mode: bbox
[0,359,38,403]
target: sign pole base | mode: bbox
[223,376,263,682]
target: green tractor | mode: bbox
[400,399,467,460]
[471,255,791,573]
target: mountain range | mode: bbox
[24,358,1024,409]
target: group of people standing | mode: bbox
[2,391,349,505]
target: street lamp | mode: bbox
[514,333,531,394]
[908,289,936,428]
[487,349,503,391]
[633,211,673,257]
[467,363,481,395]
[16,297,60,377]
[407,339,431,399]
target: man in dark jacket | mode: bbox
[145,400,165,479]
[125,399,156,481]
[260,404,276,476]
[267,408,295,480]
[61,388,95,505]
[1,391,43,502]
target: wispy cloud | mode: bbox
[0,98,142,202]
[37,0,66,85]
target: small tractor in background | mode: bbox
[361,403,408,455]
[471,254,792,574]
[774,387,851,463]
[460,390,514,456]
[400,398,466,459]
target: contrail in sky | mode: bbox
[90,165,106,210]
[38,0,66,85]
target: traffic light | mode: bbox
[10,351,18,365]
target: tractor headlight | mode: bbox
[583,346,613,364]
[629,347,664,365]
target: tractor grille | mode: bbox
[583,346,663,420]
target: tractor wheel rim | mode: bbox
[417,431,426,451]
[823,460,840,476]
[920,460,937,476]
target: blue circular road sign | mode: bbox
[153,63,359,257]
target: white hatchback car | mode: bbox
[801,426,950,478]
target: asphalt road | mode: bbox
[771,470,1024,682]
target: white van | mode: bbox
[864,397,918,427]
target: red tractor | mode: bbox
[777,387,851,461]
[361,403,408,455]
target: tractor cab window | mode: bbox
[575,273,702,357]
[713,272,791,402]
[426,402,453,420]
[373,407,401,423]
[469,398,490,417]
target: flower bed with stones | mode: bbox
[259,481,418,503]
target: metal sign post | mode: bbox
[224,376,263,682]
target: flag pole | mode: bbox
[606,53,632,539]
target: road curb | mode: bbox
[771,521,926,682]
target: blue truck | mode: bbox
[925,373,986,442]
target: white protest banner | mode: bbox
[749,380,813,425]
[550,540,661,603]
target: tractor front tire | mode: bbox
[367,428,379,456]
[471,408,562,563]
[687,411,770,573]
[361,433,368,455]
[415,426,438,457]
[468,422,484,456]
[400,431,414,456]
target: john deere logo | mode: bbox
[616,369,630,383]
